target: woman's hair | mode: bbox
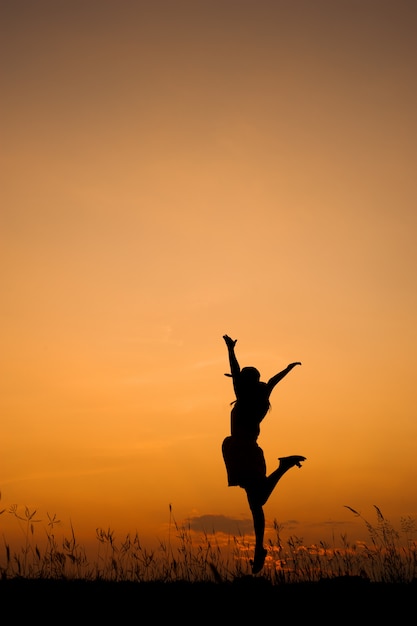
[240,366,261,384]
[231,366,271,410]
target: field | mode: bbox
[1,503,416,621]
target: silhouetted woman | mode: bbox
[221,334,306,574]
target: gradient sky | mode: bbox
[2,0,417,556]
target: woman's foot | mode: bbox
[251,547,267,574]
[278,455,306,470]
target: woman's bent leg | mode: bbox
[261,455,306,505]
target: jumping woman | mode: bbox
[221,334,306,574]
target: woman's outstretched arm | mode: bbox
[266,362,301,394]
[223,335,240,394]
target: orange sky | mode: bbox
[2,0,417,557]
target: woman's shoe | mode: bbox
[278,455,306,469]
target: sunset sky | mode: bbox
[2,0,417,556]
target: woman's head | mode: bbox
[240,366,261,385]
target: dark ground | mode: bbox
[1,577,415,621]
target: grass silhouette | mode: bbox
[1,499,416,622]
[1,498,416,585]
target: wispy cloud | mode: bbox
[185,514,252,536]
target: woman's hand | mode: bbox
[223,335,237,349]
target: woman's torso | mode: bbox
[230,383,270,440]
